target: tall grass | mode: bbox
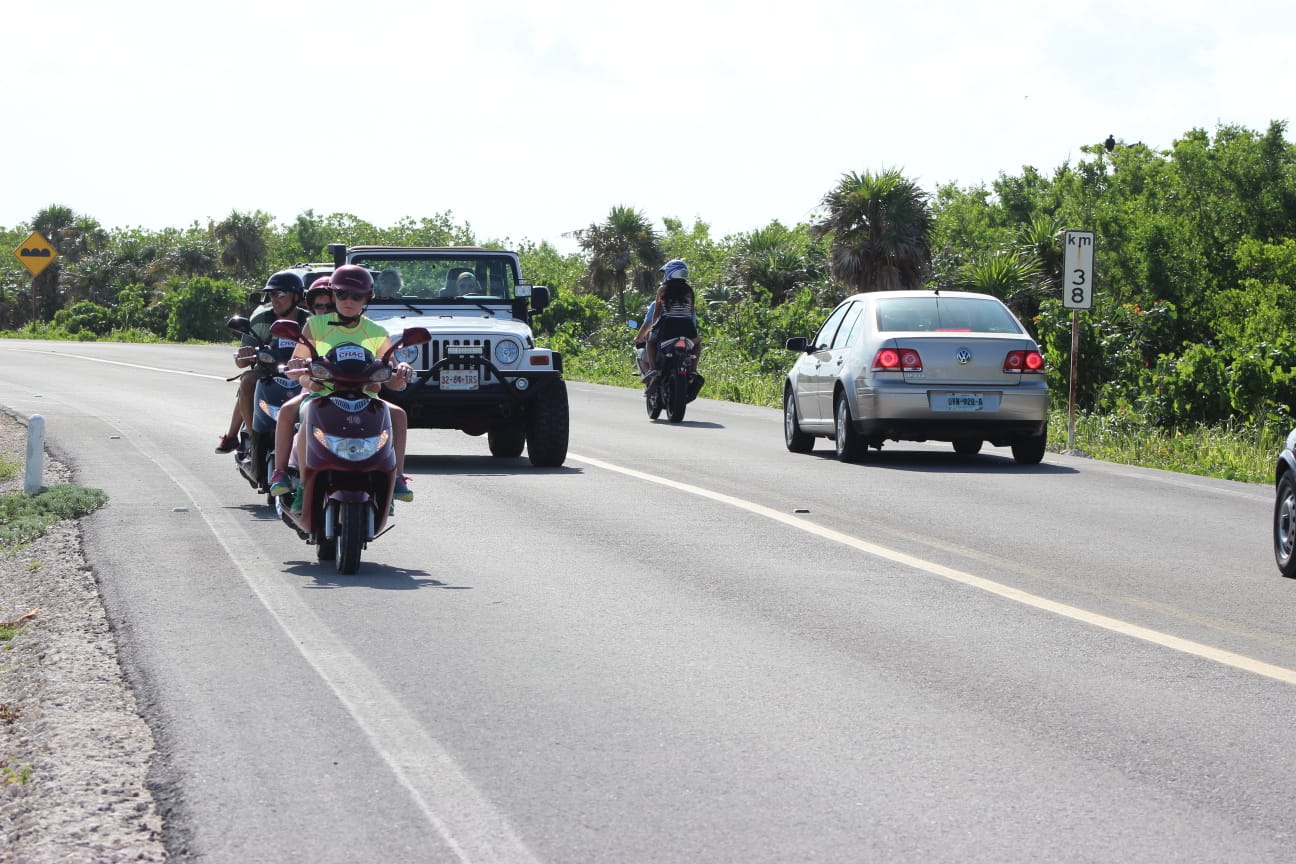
[1049,410,1282,484]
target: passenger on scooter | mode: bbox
[267,265,416,504]
[304,279,335,315]
[643,259,701,382]
[215,270,309,453]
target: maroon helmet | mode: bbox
[305,276,332,310]
[330,264,374,297]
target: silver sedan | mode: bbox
[783,290,1049,464]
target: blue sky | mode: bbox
[4,0,1294,254]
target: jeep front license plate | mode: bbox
[439,369,479,390]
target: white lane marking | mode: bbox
[14,389,536,864]
[0,345,227,380]
[569,452,1296,687]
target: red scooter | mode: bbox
[268,319,431,574]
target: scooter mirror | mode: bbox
[400,327,432,348]
[269,319,304,341]
[225,315,252,335]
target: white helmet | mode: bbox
[659,259,688,282]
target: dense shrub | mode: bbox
[161,277,248,342]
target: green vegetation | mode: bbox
[0,485,108,554]
[1,756,31,785]
[5,120,1296,486]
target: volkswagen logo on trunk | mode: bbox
[955,348,973,365]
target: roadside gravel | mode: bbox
[0,410,167,863]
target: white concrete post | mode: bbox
[24,415,45,495]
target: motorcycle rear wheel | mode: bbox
[667,374,688,423]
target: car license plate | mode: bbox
[439,369,479,390]
[945,393,984,411]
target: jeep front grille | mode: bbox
[428,338,494,384]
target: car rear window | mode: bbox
[875,296,1023,334]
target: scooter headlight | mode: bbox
[312,428,389,461]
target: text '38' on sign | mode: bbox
[1063,230,1095,310]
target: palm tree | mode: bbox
[151,238,220,281]
[211,210,271,277]
[811,168,933,293]
[962,252,1041,303]
[29,205,78,321]
[1005,216,1065,323]
[567,206,663,320]
[725,221,824,305]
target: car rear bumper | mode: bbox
[851,386,1048,443]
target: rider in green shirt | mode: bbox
[268,265,416,502]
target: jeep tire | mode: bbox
[526,378,569,467]
[488,423,527,458]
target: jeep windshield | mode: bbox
[347,250,519,304]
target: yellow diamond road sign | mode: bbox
[14,231,58,278]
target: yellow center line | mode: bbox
[570,452,1296,687]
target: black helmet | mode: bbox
[262,270,305,298]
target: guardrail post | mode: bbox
[24,415,45,495]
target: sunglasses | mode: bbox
[313,304,335,313]
[266,289,294,299]
[333,290,367,302]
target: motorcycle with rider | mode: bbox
[636,259,704,423]
[220,271,312,504]
[266,265,428,574]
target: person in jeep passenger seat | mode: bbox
[267,264,417,504]
[374,267,404,299]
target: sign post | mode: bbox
[13,231,58,279]
[1062,230,1095,451]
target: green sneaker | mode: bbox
[268,470,292,497]
[289,487,304,514]
[393,476,413,503]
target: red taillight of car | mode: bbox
[1004,350,1045,373]
[872,348,923,372]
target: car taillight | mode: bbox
[1004,350,1044,373]
[872,348,923,372]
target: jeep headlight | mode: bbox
[495,340,520,366]
[395,345,420,365]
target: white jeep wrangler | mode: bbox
[325,244,568,467]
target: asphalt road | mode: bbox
[1,339,1293,863]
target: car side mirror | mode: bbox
[529,285,550,313]
[785,336,809,352]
